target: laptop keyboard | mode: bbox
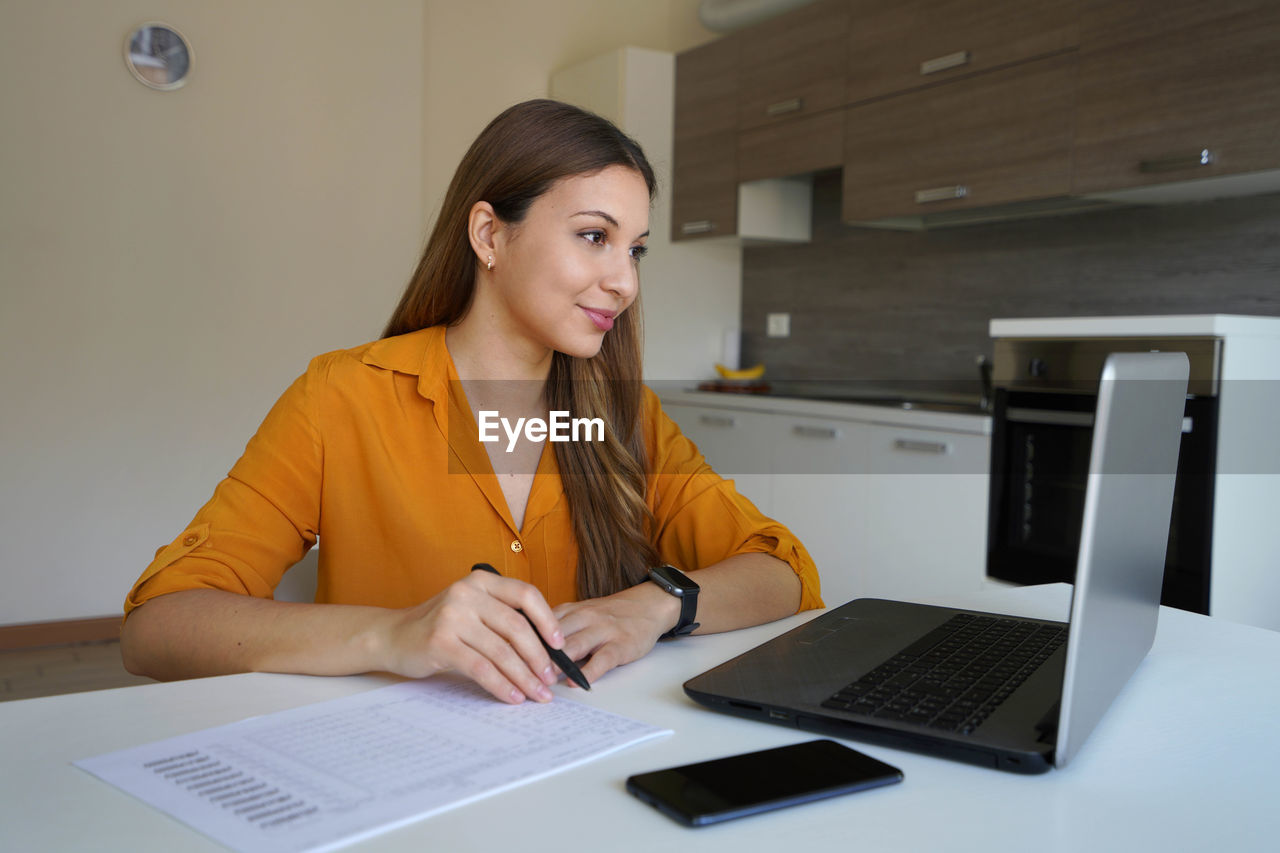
[820,613,1066,735]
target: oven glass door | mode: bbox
[986,389,1216,614]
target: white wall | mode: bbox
[0,0,722,625]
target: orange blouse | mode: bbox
[125,326,822,617]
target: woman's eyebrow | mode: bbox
[573,209,620,227]
[573,210,649,240]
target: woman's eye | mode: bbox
[630,245,649,262]
[581,230,606,246]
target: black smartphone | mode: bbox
[625,739,903,827]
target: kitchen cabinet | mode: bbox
[660,393,992,608]
[842,53,1075,224]
[769,412,871,607]
[858,423,991,604]
[737,0,848,132]
[733,0,848,184]
[735,0,848,183]
[672,1,843,240]
[1072,0,1280,195]
[672,0,1280,232]
[671,37,739,241]
[845,0,1079,104]
[738,109,844,184]
[660,402,775,515]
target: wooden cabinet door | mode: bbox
[842,53,1075,223]
[846,0,1078,104]
[672,38,739,242]
[1072,0,1280,195]
[738,109,844,183]
[737,0,848,131]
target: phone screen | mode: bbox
[625,739,902,827]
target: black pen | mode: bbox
[470,562,591,691]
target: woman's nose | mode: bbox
[601,252,638,302]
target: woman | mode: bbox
[121,100,822,704]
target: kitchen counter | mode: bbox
[990,313,1280,339]
[651,383,992,435]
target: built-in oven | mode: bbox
[986,336,1221,614]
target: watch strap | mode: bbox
[649,565,700,638]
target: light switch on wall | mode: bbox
[766,312,790,338]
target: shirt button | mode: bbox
[182,533,199,546]
[510,539,523,553]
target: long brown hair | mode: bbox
[383,99,660,599]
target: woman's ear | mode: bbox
[468,201,498,271]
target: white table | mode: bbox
[3,584,1278,852]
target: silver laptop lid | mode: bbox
[1054,352,1189,768]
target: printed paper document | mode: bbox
[76,677,670,853]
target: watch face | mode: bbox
[125,23,192,90]
[652,564,699,592]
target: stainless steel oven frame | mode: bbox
[986,337,1221,614]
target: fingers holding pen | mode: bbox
[469,564,566,652]
[385,572,563,705]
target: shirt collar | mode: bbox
[358,325,452,403]
[356,324,565,534]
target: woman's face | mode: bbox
[488,164,650,360]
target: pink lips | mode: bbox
[581,307,616,332]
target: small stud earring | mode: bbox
[486,256,494,271]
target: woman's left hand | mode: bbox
[552,582,680,686]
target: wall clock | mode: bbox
[124,23,192,90]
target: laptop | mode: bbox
[685,352,1189,774]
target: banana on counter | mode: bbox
[714,363,766,381]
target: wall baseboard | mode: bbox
[0,616,123,651]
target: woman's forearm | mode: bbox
[120,555,803,688]
[689,552,803,634]
[120,589,394,681]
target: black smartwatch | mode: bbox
[648,564,700,638]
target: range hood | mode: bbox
[697,0,820,32]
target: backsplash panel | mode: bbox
[741,171,1280,387]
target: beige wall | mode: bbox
[0,0,717,625]
[421,0,713,219]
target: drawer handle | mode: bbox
[920,50,971,76]
[893,438,951,455]
[915,185,968,204]
[698,414,736,428]
[1139,149,1215,173]
[765,97,804,117]
[792,424,839,440]
[681,220,715,235]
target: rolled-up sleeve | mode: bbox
[644,390,823,612]
[124,362,324,618]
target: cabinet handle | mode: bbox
[681,220,715,235]
[792,424,839,439]
[920,50,971,76]
[765,97,804,117]
[1139,149,1215,173]
[699,414,736,428]
[915,185,968,204]
[893,438,951,455]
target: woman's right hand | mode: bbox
[379,571,566,704]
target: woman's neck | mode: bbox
[446,316,551,414]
